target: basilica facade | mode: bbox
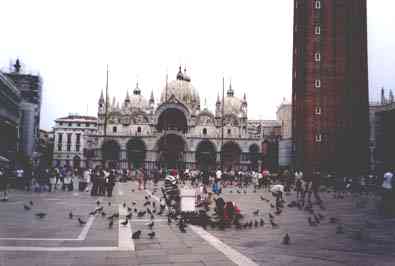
[84,67,280,171]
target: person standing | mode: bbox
[63,170,72,192]
[382,170,394,216]
[106,170,116,197]
[72,169,80,192]
[49,168,57,192]
[0,167,9,201]
[136,167,145,191]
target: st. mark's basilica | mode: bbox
[82,67,281,171]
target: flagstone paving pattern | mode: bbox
[0,181,395,266]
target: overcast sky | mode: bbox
[1,0,394,131]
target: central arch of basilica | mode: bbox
[87,66,278,172]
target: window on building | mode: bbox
[315,25,321,35]
[315,79,321,88]
[137,127,142,133]
[77,123,81,127]
[202,128,207,135]
[315,134,322,143]
[315,0,321,9]
[68,123,72,127]
[315,106,322,115]
[59,122,63,126]
[113,126,117,133]
[86,123,90,127]
[58,144,62,151]
[76,145,80,152]
[58,133,63,143]
[227,129,231,135]
[76,133,81,144]
[314,52,321,62]
[67,145,71,151]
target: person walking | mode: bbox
[106,170,116,197]
[72,169,80,192]
[63,170,72,192]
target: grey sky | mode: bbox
[1,1,394,131]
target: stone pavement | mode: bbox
[0,181,394,266]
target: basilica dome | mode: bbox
[219,84,245,116]
[160,66,200,111]
[130,82,148,111]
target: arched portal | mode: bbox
[249,144,260,171]
[157,108,188,133]
[158,134,186,169]
[102,140,120,168]
[196,140,217,170]
[73,155,81,169]
[126,138,146,169]
[221,141,241,170]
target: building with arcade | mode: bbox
[83,67,281,171]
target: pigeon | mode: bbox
[69,211,73,219]
[275,208,282,215]
[253,209,259,216]
[270,219,278,228]
[145,196,149,200]
[237,190,241,194]
[78,217,86,225]
[148,231,156,239]
[132,230,141,239]
[126,213,132,219]
[248,221,253,228]
[127,207,132,212]
[97,206,104,212]
[101,212,106,217]
[24,205,31,211]
[29,201,34,206]
[132,201,136,205]
[96,200,100,205]
[35,212,47,219]
[144,201,151,206]
[336,224,344,234]
[122,202,126,208]
[313,214,320,224]
[147,221,154,229]
[260,196,266,201]
[134,208,138,213]
[270,203,275,208]
[254,220,259,227]
[113,213,119,218]
[108,219,114,229]
[121,219,128,226]
[108,202,111,206]
[137,211,146,218]
[89,210,97,216]
[308,217,316,226]
[269,213,274,220]
[260,218,265,226]
[282,233,290,245]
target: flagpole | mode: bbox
[103,65,109,167]
[221,77,225,172]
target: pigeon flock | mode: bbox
[17,183,379,245]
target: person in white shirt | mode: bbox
[382,171,394,216]
[270,184,285,205]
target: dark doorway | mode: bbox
[221,142,241,170]
[196,140,217,170]
[249,144,260,171]
[102,140,120,168]
[158,134,185,169]
[126,138,146,169]
[73,155,81,169]
[157,108,188,133]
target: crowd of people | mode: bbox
[1,163,394,216]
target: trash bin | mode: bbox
[180,188,196,212]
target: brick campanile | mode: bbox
[292,0,369,177]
